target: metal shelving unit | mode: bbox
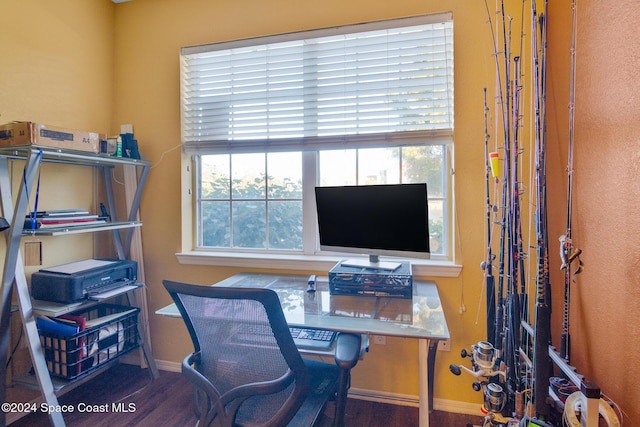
[0,146,159,427]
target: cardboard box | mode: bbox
[0,122,99,153]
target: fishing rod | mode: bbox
[506,53,526,416]
[449,6,510,411]
[531,0,553,419]
[450,92,505,391]
[496,1,513,369]
[482,88,497,347]
[490,1,523,418]
[559,0,583,363]
[539,2,552,316]
[481,0,508,362]
[502,10,530,416]
[452,3,535,423]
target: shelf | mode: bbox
[0,145,158,427]
[29,283,143,317]
[0,146,149,168]
[12,351,139,393]
[23,221,142,236]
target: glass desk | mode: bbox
[156,273,450,427]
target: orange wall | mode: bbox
[545,0,640,422]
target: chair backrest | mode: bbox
[163,280,311,427]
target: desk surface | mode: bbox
[157,273,449,341]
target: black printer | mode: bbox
[31,259,137,303]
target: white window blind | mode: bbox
[181,13,453,154]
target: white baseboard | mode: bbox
[432,397,483,416]
[347,387,481,416]
[153,359,482,417]
[156,358,181,372]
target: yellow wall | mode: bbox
[0,0,115,268]
[111,0,494,407]
[5,0,638,421]
[0,0,114,131]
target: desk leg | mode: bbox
[418,339,438,427]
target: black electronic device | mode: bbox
[328,261,413,298]
[314,183,430,271]
[307,274,317,292]
[31,259,138,303]
[519,417,555,427]
[289,327,336,350]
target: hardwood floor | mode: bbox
[8,364,483,426]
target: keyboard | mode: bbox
[289,327,336,349]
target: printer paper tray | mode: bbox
[31,283,142,317]
[88,283,140,300]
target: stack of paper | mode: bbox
[24,209,107,230]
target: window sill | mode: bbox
[175,251,462,278]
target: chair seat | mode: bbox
[287,358,340,426]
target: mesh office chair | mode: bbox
[163,280,360,427]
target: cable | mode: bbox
[150,143,182,169]
[601,393,625,426]
[550,376,578,402]
[6,322,23,369]
[450,146,467,317]
[563,391,621,427]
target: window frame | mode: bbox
[178,14,461,277]
[182,145,460,277]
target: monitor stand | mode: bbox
[340,255,401,271]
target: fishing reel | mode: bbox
[476,382,521,427]
[484,382,507,413]
[478,386,556,427]
[449,341,506,381]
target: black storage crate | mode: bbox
[38,304,140,381]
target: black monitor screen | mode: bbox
[314,183,430,266]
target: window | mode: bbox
[182,14,454,262]
[198,152,304,250]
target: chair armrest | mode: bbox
[334,333,362,370]
[182,352,219,399]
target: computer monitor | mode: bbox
[314,183,430,271]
